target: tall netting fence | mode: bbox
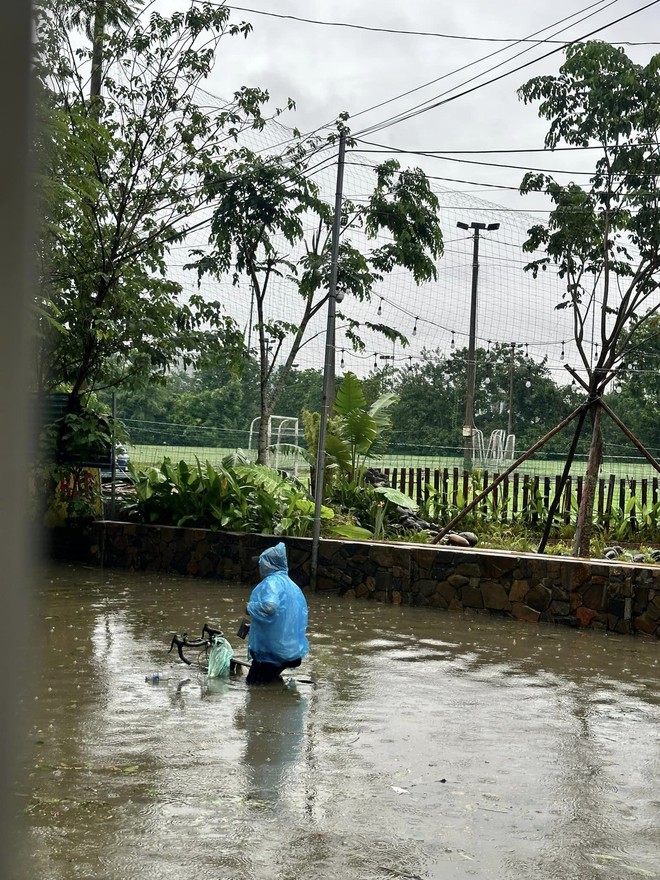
[164,96,605,387]
[113,102,660,520]
[122,414,660,484]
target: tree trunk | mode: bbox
[257,409,270,465]
[572,403,602,557]
[90,0,107,105]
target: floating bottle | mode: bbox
[145,672,168,684]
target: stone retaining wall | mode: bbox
[49,521,660,637]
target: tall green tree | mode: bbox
[189,140,444,463]
[33,1,282,423]
[58,0,143,102]
[518,41,660,555]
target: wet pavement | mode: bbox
[13,562,660,879]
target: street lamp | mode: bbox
[456,221,500,472]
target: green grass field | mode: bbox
[127,443,660,483]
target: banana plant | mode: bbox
[333,371,398,483]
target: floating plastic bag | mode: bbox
[207,635,233,678]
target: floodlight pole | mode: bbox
[310,131,347,592]
[456,220,500,472]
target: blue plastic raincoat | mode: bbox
[247,543,309,665]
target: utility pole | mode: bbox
[456,220,500,472]
[310,131,347,591]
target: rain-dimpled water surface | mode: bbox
[15,562,660,880]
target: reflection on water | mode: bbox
[14,562,660,880]
[236,684,309,807]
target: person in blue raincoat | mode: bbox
[246,543,309,685]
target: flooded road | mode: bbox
[15,562,660,880]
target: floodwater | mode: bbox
[13,562,660,880]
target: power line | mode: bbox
[345,200,643,214]
[346,0,615,127]
[351,150,597,176]
[344,164,657,213]
[354,140,656,176]
[346,160,523,191]
[351,144,640,154]
[217,2,660,45]
[349,148,660,200]
[200,4,640,161]
[355,0,660,137]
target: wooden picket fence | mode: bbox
[383,466,660,527]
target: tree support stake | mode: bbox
[537,402,589,553]
[431,404,587,544]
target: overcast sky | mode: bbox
[157,1,660,386]
[198,0,660,211]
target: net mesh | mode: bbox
[167,100,580,383]
[124,99,660,480]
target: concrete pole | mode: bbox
[310,131,347,591]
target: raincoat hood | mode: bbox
[258,542,289,578]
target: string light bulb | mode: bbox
[408,356,413,372]
[561,341,565,359]
[451,331,455,349]
[373,352,378,369]
[377,298,383,316]
[340,349,345,369]
[412,317,418,336]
